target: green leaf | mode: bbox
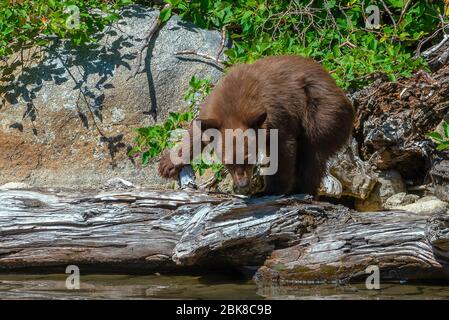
[386,0,404,8]
[436,142,449,151]
[142,151,151,166]
[159,7,172,23]
[427,131,445,142]
[443,122,449,139]
[48,0,56,8]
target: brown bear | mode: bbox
[158,55,355,196]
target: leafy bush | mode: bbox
[165,0,447,89]
[128,111,194,165]
[0,0,132,57]
[192,160,225,181]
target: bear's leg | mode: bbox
[260,137,297,195]
[294,144,325,197]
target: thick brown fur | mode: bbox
[158,55,355,196]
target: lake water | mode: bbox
[1,273,449,300]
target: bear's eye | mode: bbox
[249,111,267,128]
[197,118,220,131]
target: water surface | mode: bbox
[1,274,449,300]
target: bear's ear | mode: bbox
[250,111,267,128]
[197,118,220,131]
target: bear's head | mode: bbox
[198,110,267,194]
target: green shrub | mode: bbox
[165,0,446,89]
[2,1,445,88]
[128,111,194,165]
[0,0,132,57]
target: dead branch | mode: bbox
[216,25,228,61]
[173,50,226,66]
[127,4,171,80]
[379,0,397,30]
[174,24,228,67]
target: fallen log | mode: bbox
[1,188,449,284]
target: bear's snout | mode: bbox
[235,177,250,189]
[232,166,252,192]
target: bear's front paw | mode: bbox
[158,152,183,179]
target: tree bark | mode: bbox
[1,188,449,283]
[351,65,449,186]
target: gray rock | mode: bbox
[384,192,420,209]
[391,196,449,215]
[104,178,136,190]
[0,5,227,188]
[0,182,31,190]
[355,169,406,211]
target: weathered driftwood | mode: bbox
[1,188,449,284]
[257,210,449,284]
